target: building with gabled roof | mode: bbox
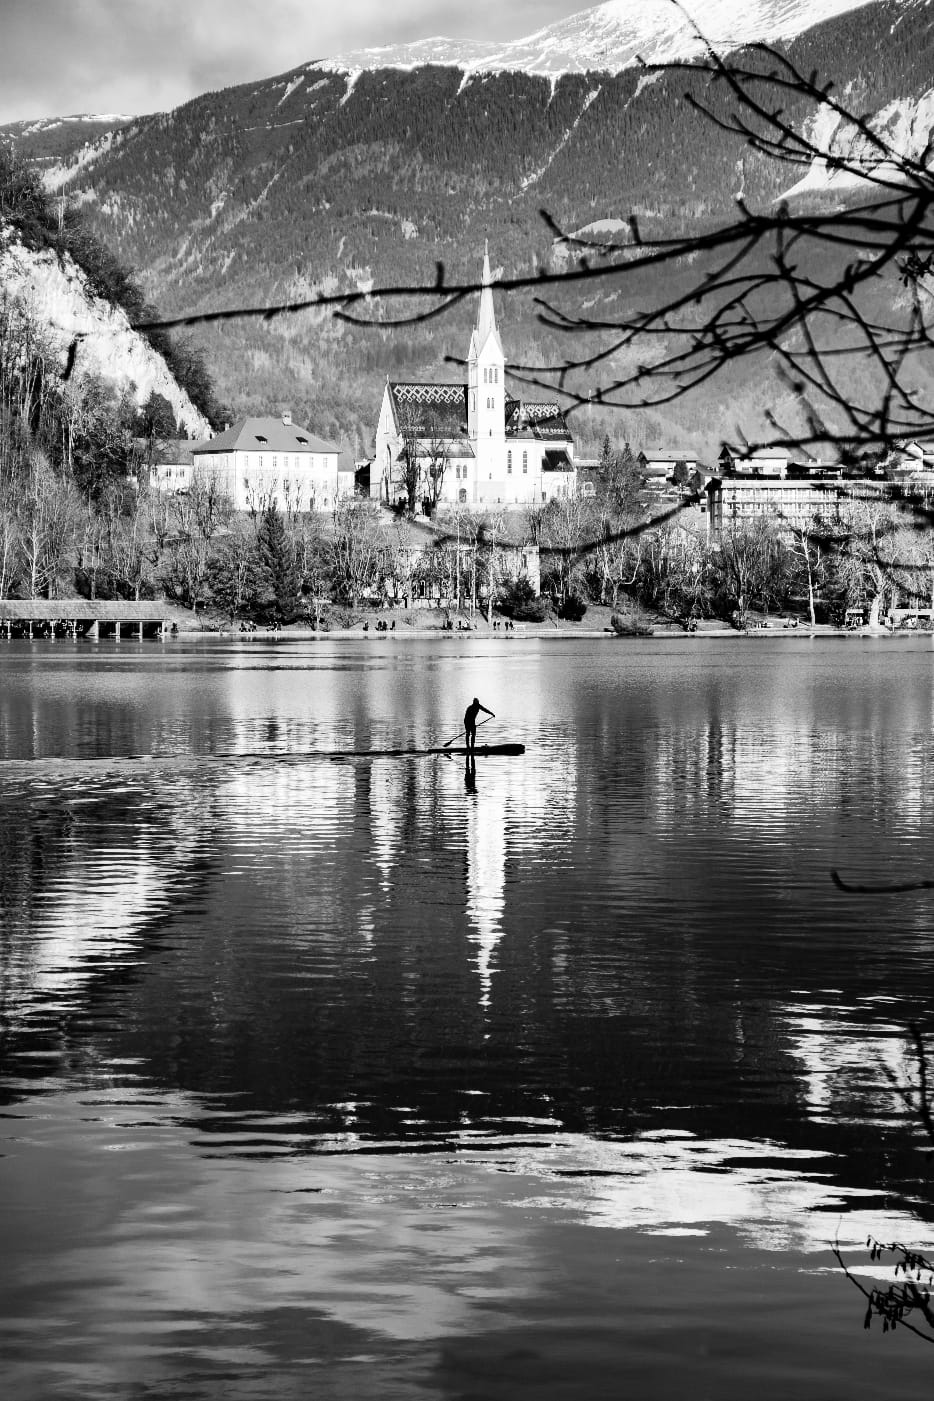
[191,413,347,511]
[373,247,575,509]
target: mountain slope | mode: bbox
[5,0,934,456]
[318,0,880,78]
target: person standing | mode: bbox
[464,697,494,751]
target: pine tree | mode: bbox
[256,501,300,622]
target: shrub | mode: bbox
[557,595,587,621]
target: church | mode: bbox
[373,248,576,509]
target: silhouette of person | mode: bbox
[464,696,494,751]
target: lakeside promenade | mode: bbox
[0,598,922,642]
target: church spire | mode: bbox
[475,240,499,351]
[471,241,503,365]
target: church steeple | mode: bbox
[467,242,506,465]
[470,241,504,363]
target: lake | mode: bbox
[2,633,934,1398]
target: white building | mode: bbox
[373,247,575,509]
[190,414,347,511]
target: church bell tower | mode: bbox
[467,243,505,486]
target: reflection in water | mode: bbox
[3,639,934,1397]
[465,756,506,1009]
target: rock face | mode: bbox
[0,227,211,438]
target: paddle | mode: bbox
[442,713,494,749]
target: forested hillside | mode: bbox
[6,0,934,457]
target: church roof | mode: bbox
[505,398,573,442]
[387,382,573,445]
[393,438,474,462]
[388,382,468,438]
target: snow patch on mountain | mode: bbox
[43,125,128,192]
[315,0,881,78]
[781,85,934,198]
[0,227,211,438]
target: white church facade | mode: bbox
[373,249,576,509]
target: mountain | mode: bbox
[319,0,879,79]
[2,0,933,458]
[0,114,132,176]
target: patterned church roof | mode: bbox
[389,383,572,443]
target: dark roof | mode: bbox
[639,450,696,463]
[505,398,573,442]
[389,383,573,443]
[393,438,474,462]
[193,417,339,455]
[389,383,468,438]
[543,448,572,471]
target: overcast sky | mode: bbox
[0,0,589,125]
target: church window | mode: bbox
[494,368,498,384]
[507,451,512,474]
[523,451,528,474]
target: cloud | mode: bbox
[0,0,580,125]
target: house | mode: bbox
[147,439,197,493]
[719,445,792,478]
[638,450,699,486]
[887,440,934,493]
[705,472,890,538]
[190,414,346,511]
[373,246,575,509]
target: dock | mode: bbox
[0,600,174,640]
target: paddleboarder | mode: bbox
[464,697,494,752]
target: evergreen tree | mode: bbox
[256,501,300,622]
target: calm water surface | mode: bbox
[2,635,934,1398]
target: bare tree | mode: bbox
[329,499,386,608]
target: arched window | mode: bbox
[459,488,467,504]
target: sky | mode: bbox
[0,0,588,125]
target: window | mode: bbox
[507,451,512,474]
[494,368,498,384]
[272,456,278,470]
[522,451,528,474]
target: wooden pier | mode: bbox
[0,600,174,640]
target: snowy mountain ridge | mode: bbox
[315,0,886,80]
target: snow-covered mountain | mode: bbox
[317,0,881,79]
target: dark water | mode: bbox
[2,635,934,1398]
